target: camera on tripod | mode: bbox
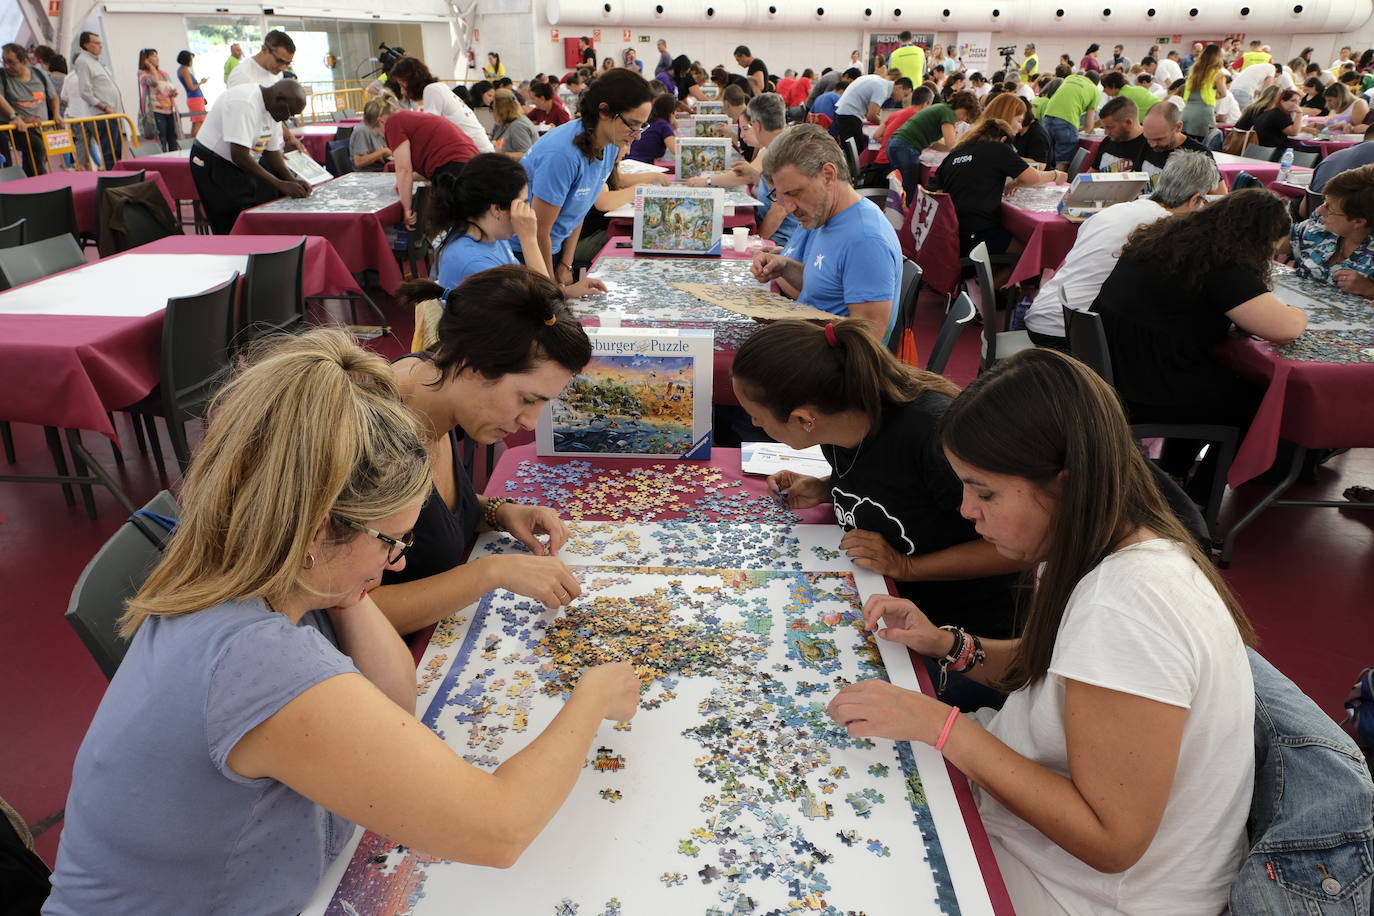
[378,43,407,68]
[997,45,1018,67]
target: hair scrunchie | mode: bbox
[823,322,839,348]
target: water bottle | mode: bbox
[1278,148,1294,184]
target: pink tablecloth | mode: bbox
[1217,161,1314,190]
[1217,336,1374,486]
[116,152,196,201]
[466,444,1015,916]
[0,234,362,441]
[231,199,403,292]
[0,170,175,235]
[1289,136,1359,158]
[1001,201,1080,286]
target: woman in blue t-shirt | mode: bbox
[407,153,604,300]
[45,328,640,915]
[518,68,654,283]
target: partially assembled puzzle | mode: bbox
[304,522,995,916]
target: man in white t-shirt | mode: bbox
[1231,61,1279,109]
[227,30,307,154]
[1024,150,1218,346]
[1214,74,1242,123]
[190,81,311,234]
[1154,52,1183,88]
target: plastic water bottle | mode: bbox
[1278,148,1294,184]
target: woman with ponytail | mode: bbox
[371,265,596,636]
[827,348,1257,916]
[402,153,605,299]
[47,329,638,913]
[731,319,1026,650]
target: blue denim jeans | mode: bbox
[1042,115,1080,166]
[886,135,921,196]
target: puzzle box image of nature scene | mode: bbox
[634,186,724,255]
[302,523,997,916]
[677,138,730,179]
[537,328,714,460]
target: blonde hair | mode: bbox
[120,329,433,637]
[492,87,523,125]
[363,95,397,126]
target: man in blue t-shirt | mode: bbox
[751,124,902,343]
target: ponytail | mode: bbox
[426,152,529,244]
[731,319,959,429]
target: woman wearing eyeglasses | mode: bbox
[372,265,594,636]
[513,68,654,283]
[45,328,639,915]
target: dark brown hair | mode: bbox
[1322,162,1374,224]
[388,57,437,102]
[573,68,653,160]
[939,349,1255,690]
[731,319,959,430]
[1118,188,1288,291]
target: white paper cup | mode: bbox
[732,227,749,251]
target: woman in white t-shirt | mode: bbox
[827,348,1257,916]
[389,55,496,154]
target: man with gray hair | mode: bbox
[191,80,311,234]
[750,123,902,341]
[729,93,800,245]
[1023,150,1220,347]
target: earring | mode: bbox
[304,552,315,570]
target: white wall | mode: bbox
[99,11,190,128]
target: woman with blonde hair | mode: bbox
[935,117,1064,255]
[1181,43,1229,138]
[45,328,638,914]
[1310,81,1369,131]
[490,87,539,159]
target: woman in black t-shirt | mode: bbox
[934,116,1065,255]
[1009,95,1054,169]
[1091,189,1307,499]
[373,266,591,635]
[1252,89,1302,154]
[731,319,1028,645]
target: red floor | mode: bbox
[1,287,1369,868]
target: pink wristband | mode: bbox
[934,705,960,752]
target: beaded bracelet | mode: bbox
[483,497,512,531]
[936,626,986,692]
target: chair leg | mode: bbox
[106,413,124,467]
[1,420,14,463]
[130,412,148,453]
[142,415,168,477]
[43,425,76,506]
[62,429,99,520]
[165,417,192,475]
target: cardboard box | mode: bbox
[633,186,725,255]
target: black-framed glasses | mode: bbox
[762,186,777,205]
[271,50,293,68]
[337,516,415,564]
[617,112,646,134]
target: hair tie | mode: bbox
[544,315,558,326]
[823,322,839,348]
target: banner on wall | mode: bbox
[865,31,935,71]
[956,32,991,74]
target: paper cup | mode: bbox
[732,227,749,251]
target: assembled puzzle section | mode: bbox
[305,524,996,916]
[536,328,714,460]
[633,186,725,256]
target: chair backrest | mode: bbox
[1231,170,1262,190]
[96,170,147,241]
[887,258,922,356]
[926,291,976,374]
[905,186,962,298]
[1243,143,1278,162]
[328,143,354,177]
[64,490,182,679]
[101,182,181,254]
[966,241,1002,371]
[0,218,24,249]
[240,237,306,344]
[1067,146,1091,181]
[0,165,27,183]
[1061,305,1115,385]
[406,185,431,256]
[805,112,832,130]
[1304,188,1323,217]
[881,167,906,230]
[161,272,238,425]
[332,125,355,143]
[841,136,861,185]
[1288,148,1320,169]
[324,140,349,177]
[1203,127,1223,151]
[0,235,86,290]
[0,186,78,244]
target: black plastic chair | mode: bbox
[1289,147,1321,169]
[127,273,238,475]
[968,241,1033,372]
[238,238,306,347]
[0,235,86,290]
[90,170,147,248]
[65,490,180,679]
[887,258,922,356]
[332,125,354,143]
[394,185,431,280]
[1067,146,1091,181]
[0,217,23,249]
[841,135,862,186]
[1062,307,1238,539]
[1231,171,1263,190]
[326,140,353,177]
[0,186,79,244]
[0,165,26,182]
[926,291,976,375]
[1243,143,1278,162]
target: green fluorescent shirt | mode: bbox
[1042,74,1099,124]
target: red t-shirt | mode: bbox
[780,77,811,108]
[383,110,478,178]
[874,106,920,164]
[528,97,571,126]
